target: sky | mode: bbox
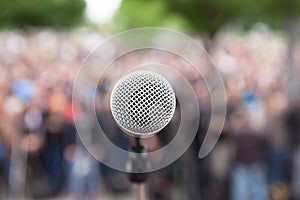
[85,0,122,24]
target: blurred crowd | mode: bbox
[0,25,299,200]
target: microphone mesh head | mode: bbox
[110,71,176,137]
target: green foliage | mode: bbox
[230,0,299,30]
[0,0,86,28]
[115,0,300,36]
[113,0,191,32]
[166,0,244,35]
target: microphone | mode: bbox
[110,70,176,138]
[110,70,176,188]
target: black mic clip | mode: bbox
[126,138,150,183]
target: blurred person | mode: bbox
[0,135,9,197]
[0,107,10,197]
[181,137,203,200]
[39,87,69,195]
[148,165,174,200]
[230,108,268,200]
[66,143,100,200]
[142,127,175,200]
[265,93,291,200]
[205,122,234,200]
[285,104,300,147]
[1,93,27,198]
[63,99,101,200]
[96,94,131,194]
[181,105,209,200]
[41,112,65,195]
[288,102,300,200]
[20,101,47,197]
[242,83,266,131]
[292,146,300,200]
[267,128,291,200]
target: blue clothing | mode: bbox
[231,163,268,200]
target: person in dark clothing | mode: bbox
[230,110,268,200]
[41,112,65,195]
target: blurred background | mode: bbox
[0,0,300,199]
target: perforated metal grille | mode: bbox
[110,71,176,137]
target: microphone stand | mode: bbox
[136,183,145,200]
[127,137,149,200]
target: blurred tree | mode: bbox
[165,0,243,36]
[115,0,300,37]
[0,0,86,28]
[113,0,191,32]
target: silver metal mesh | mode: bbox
[110,71,176,137]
